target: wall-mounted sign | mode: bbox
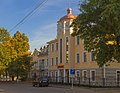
[57,65,64,68]
[70,69,75,75]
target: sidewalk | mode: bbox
[92,88,120,93]
[0,89,4,92]
[50,84,120,93]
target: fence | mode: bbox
[48,76,120,87]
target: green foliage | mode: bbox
[8,55,32,79]
[7,31,31,79]
[10,31,30,55]
[0,28,31,79]
[0,28,10,44]
[71,0,120,67]
[0,28,11,70]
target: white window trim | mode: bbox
[116,70,120,82]
[82,51,87,62]
[55,71,58,77]
[75,70,80,81]
[51,71,53,77]
[76,70,80,77]
[63,21,66,34]
[82,70,87,81]
[90,70,96,81]
[90,51,95,62]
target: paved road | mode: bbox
[0,83,120,93]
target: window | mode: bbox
[76,53,80,63]
[55,71,58,76]
[60,39,62,63]
[76,70,80,80]
[90,51,95,61]
[66,37,69,63]
[76,35,80,45]
[41,59,44,69]
[56,42,58,51]
[82,70,87,81]
[55,71,58,79]
[83,52,87,62]
[51,72,54,77]
[52,44,54,52]
[51,58,54,66]
[90,70,96,81]
[56,57,58,65]
[116,71,120,83]
[46,59,48,66]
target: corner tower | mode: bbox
[57,8,77,36]
[47,8,77,84]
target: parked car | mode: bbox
[32,77,49,87]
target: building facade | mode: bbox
[32,8,120,86]
[30,46,48,80]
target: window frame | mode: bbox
[76,53,80,63]
[56,57,58,65]
[82,70,87,81]
[66,37,69,63]
[90,70,96,81]
[56,42,58,51]
[51,58,54,66]
[76,70,80,80]
[82,51,87,62]
[90,51,95,62]
[51,44,54,52]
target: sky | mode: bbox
[0,0,80,52]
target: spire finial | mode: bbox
[67,8,72,14]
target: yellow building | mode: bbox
[31,8,120,86]
[47,8,120,86]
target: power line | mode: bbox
[9,0,49,33]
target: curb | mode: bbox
[0,89,4,92]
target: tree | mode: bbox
[0,28,10,44]
[0,28,11,76]
[7,31,31,80]
[10,31,30,55]
[8,54,32,81]
[71,0,120,67]
[0,28,31,80]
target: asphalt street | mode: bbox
[0,82,120,93]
